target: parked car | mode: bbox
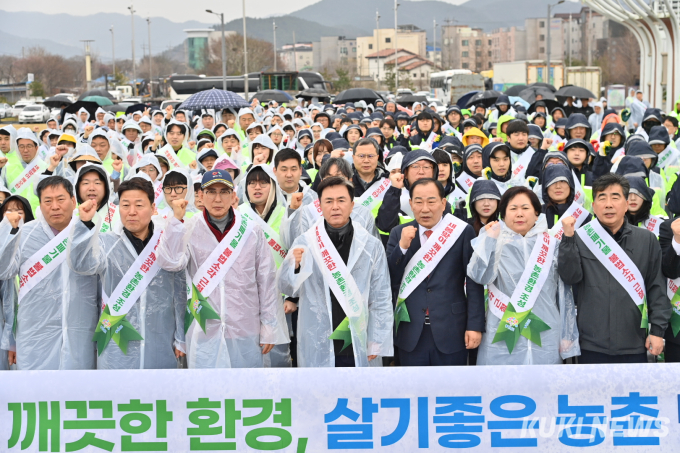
[0,103,11,119]
[160,100,181,112]
[18,104,50,123]
[12,100,35,118]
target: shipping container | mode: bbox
[492,60,564,91]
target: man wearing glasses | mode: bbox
[156,168,199,221]
[158,169,288,368]
[376,149,442,244]
[6,128,46,215]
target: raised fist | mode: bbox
[290,192,304,211]
[399,225,417,249]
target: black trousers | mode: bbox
[398,325,468,366]
[578,349,647,364]
[664,341,680,363]
[335,354,356,367]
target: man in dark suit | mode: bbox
[387,178,485,366]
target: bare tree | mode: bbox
[201,33,281,76]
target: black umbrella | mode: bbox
[465,90,503,108]
[504,85,528,96]
[44,95,73,109]
[528,82,557,92]
[297,87,331,99]
[334,88,383,104]
[518,87,556,104]
[78,89,114,101]
[555,85,596,101]
[249,90,293,104]
[64,100,99,118]
[527,99,561,115]
[103,104,127,113]
[125,103,148,115]
[396,94,428,106]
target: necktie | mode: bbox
[423,230,432,317]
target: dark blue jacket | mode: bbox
[386,219,485,354]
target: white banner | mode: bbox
[1,365,679,452]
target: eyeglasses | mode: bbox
[18,144,36,150]
[163,186,187,194]
[356,154,378,160]
[247,180,271,188]
[411,165,433,172]
[270,133,283,138]
[204,188,232,198]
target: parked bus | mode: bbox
[430,69,484,105]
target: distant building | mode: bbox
[366,48,438,88]
[356,25,427,77]
[489,27,527,63]
[441,25,492,71]
[280,43,314,71]
[184,29,236,71]
[313,36,357,71]
[426,45,442,67]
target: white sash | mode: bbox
[572,171,586,205]
[667,277,680,302]
[306,198,323,219]
[550,202,588,240]
[9,159,47,195]
[423,132,438,151]
[397,214,468,301]
[192,210,254,297]
[456,171,477,193]
[656,146,680,169]
[399,188,414,218]
[105,228,163,316]
[643,215,662,237]
[488,231,556,319]
[511,148,535,180]
[612,147,626,160]
[356,178,391,212]
[577,219,646,307]
[307,218,369,366]
[158,144,186,169]
[240,205,287,267]
[18,217,76,302]
[153,181,164,205]
[99,202,119,233]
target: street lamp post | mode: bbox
[146,18,152,97]
[206,9,227,91]
[128,4,137,96]
[110,26,115,81]
[376,10,380,85]
[273,20,278,72]
[546,0,565,86]
[242,0,249,100]
[394,0,399,93]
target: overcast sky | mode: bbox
[1,0,469,23]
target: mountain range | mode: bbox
[0,0,583,60]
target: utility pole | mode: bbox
[376,10,380,85]
[433,19,437,67]
[128,3,137,96]
[207,10,227,90]
[147,18,152,97]
[394,0,399,92]
[293,31,298,71]
[567,13,571,66]
[587,8,592,65]
[242,0,249,99]
[546,0,565,86]
[81,40,95,91]
[273,20,278,71]
[110,26,115,82]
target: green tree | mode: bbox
[29,80,45,97]
[112,70,127,86]
[335,68,352,91]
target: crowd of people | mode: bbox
[1,89,680,371]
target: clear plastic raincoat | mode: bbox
[467,214,580,365]
[277,221,393,367]
[0,214,99,370]
[68,215,186,369]
[156,211,289,368]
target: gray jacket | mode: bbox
[558,219,669,355]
